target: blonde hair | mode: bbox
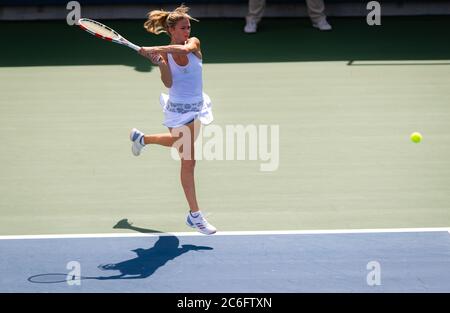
[144,4,198,36]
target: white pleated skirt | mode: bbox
[159,92,214,128]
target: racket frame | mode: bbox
[78,18,141,51]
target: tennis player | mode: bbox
[130,4,216,235]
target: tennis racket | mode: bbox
[78,18,141,51]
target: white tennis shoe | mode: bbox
[312,19,332,31]
[186,211,217,235]
[244,17,258,33]
[130,128,145,156]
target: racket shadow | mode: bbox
[28,219,213,284]
[28,273,97,284]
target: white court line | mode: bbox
[0,227,449,240]
[350,60,450,65]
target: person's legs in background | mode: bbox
[306,0,332,31]
[244,0,266,33]
[244,0,332,33]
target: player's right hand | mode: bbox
[139,48,161,65]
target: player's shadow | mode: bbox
[27,219,212,283]
[95,219,213,280]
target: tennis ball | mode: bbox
[410,132,422,143]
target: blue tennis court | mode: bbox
[1,229,449,292]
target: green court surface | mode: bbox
[0,17,449,235]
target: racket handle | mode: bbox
[127,42,141,52]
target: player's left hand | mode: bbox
[149,53,162,65]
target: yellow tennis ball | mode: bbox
[410,132,422,143]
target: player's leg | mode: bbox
[129,126,190,156]
[143,132,179,147]
[170,120,216,235]
[169,119,200,212]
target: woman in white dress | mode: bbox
[130,4,216,235]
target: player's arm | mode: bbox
[141,37,201,55]
[157,52,172,88]
[138,50,172,88]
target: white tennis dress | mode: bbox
[159,52,213,128]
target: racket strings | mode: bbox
[80,19,120,40]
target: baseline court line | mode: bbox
[0,227,449,240]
